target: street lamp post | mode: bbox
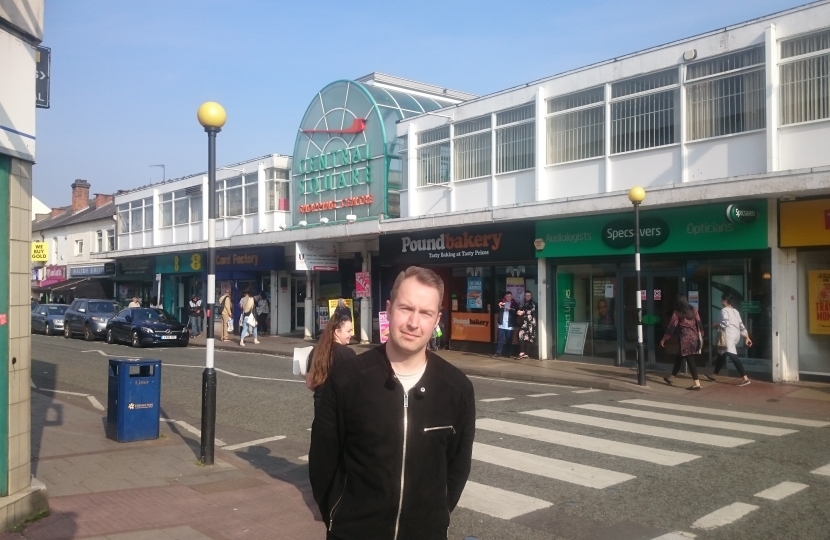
[197,101,226,465]
[628,186,647,386]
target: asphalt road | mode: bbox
[31,334,830,540]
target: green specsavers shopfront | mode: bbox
[536,200,773,376]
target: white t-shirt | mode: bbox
[394,361,428,393]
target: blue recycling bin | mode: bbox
[106,358,162,442]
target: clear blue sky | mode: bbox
[34,0,808,207]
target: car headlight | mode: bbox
[91,316,108,323]
[140,327,154,334]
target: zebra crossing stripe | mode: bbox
[811,464,830,476]
[691,502,758,530]
[620,399,830,428]
[477,418,699,466]
[457,480,552,519]
[572,389,602,394]
[480,397,514,402]
[754,481,808,501]
[522,409,754,448]
[650,533,696,540]
[472,442,635,489]
[527,393,558,397]
[574,404,797,436]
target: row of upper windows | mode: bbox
[47,230,115,259]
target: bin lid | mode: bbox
[108,358,162,366]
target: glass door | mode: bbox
[293,277,306,332]
[621,271,682,366]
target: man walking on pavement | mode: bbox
[309,266,476,540]
[493,291,518,358]
[255,291,270,335]
[188,294,203,337]
[218,289,233,342]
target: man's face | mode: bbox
[525,292,532,301]
[386,277,441,356]
[504,293,512,304]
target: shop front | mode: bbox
[156,252,205,322]
[215,246,284,334]
[68,263,115,299]
[779,197,830,379]
[537,200,772,376]
[113,257,155,307]
[379,222,537,354]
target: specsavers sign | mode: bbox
[535,201,767,258]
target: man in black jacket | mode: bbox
[309,266,476,540]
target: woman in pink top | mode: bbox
[660,295,705,390]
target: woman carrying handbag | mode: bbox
[660,294,705,390]
[703,293,752,386]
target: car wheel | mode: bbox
[64,325,71,339]
[45,323,52,336]
[131,331,142,348]
[106,329,115,345]
[83,324,95,341]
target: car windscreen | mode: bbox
[133,309,178,323]
[88,302,116,314]
[47,306,68,315]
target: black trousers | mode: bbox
[256,313,268,333]
[672,354,699,380]
[519,341,534,357]
[714,352,747,377]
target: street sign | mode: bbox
[740,300,761,314]
[36,46,50,109]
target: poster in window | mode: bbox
[808,270,830,335]
[592,278,616,341]
[466,277,482,309]
[506,277,525,299]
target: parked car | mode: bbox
[106,308,189,348]
[31,304,69,336]
[63,299,119,341]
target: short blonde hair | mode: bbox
[389,266,444,310]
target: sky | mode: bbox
[34,0,810,208]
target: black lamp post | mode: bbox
[197,101,226,464]
[628,186,646,386]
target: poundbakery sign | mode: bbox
[535,201,767,258]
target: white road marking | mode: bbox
[87,396,105,411]
[467,375,573,388]
[650,533,696,540]
[222,435,286,451]
[522,409,754,448]
[574,404,797,436]
[37,388,90,397]
[30,380,36,389]
[477,418,699,466]
[480,397,514,403]
[298,455,309,462]
[754,481,808,501]
[527,393,558,398]
[472,442,635,489]
[164,363,304,384]
[621,399,830,428]
[159,418,225,446]
[572,389,602,394]
[457,480,552,519]
[691,502,758,530]
[811,464,830,476]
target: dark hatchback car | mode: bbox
[106,308,189,348]
[31,304,69,336]
[64,299,119,341]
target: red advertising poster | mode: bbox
[379,311,390,343]
[355,272,371,298]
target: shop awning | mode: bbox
[32,278,107,298]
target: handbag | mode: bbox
[695,329,704,355]
[246,312,258,327]
[226,318,233,333]
[715,328,727,348]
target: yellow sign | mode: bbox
[451,312,492,342]
[31,242,48,262]
[808,270,830,335]
[780,198,830,247]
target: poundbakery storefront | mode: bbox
[537,200,773,376]
[380,222,537,354]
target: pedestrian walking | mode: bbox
[218,290,233,342]
[492,291,518,358]
[305,312,355,410]
[334,298,351,321]
[660,294,705,390]
[188,295,203,337]
[517,291,537,359]
[255,292,270,335]
[703,293,753,386]
[309,266,476,539]
[238,290,259,346]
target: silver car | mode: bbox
[31,304,68,336]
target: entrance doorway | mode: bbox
[292,276,306,332]
[621,271,682,366]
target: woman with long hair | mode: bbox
[306,312,356,408]
[660,294,705,390]
[703,293,753,386]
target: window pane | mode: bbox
[218,192,225,217]
[174,198,189,225]
[417,126,450,145]
[417,143,450,186]
[118,210,129,233]
[686,69,766,140]
[227,187,243,216]
[496,104,535,126]
[549,87,604,113]
[455,115,492,136]
[107,230,115,251]
[174,190,186,199]
[547,106,605,164]
[190,196,202,222]
[244,172,258,184]
[245,184,258,215]
[144,204,153,231]
[686,46,765,80]
[161,201,172,227]
[496,121,535,173]
[160,193,172,202]
[454,132,491,180]
[96,231,103,252]
[266,180,275,211]
[612,69,678,98]
[130,208,142,232]
[780,53,830,125]
[117,203,129,212]
[782,29,830,59]
[276,182,289,211]
[611,90,676,153]
[226,177,242,188]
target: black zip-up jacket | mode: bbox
[309,344,476,540]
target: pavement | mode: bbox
[7,331,830,539]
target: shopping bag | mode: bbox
[246,313,258,327]
[226,318,233,333]
[293,346,313,376]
